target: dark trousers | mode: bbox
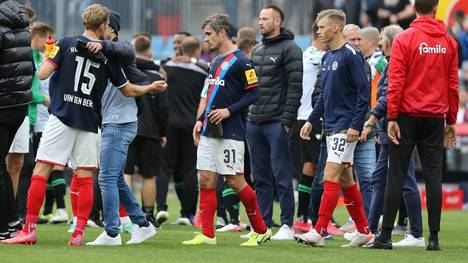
[246,121,295,227]
[157,126,198,217]
[0,106,27,232]
[383,115,444,235]
[368,144,422,237]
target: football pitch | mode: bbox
[1,194,467,263]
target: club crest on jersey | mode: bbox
[245,69,257,84]
[221,61,230,70]
[332,61,338,71]
[49,45,60,58]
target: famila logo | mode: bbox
[418,42,446,55]
[207,74,225,86]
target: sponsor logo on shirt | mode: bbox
[245,69,258,84]
[49,45,60,58]
[270,56,277,63]
[207,74,225,86]
[418,42,446,55]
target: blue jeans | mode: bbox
[246,121,295,228]
[368,144,422,237]
[353,138,376,217]
[309,140,327,224]
[99,122,147,236]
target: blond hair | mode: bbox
[315,9,346,31]
[82,4,109,31]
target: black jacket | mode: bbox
[248,28,303,127]
[0,0,34,109]
[136,57,168,140]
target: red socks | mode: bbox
[73,177,94,238]
[238,185,267,234]
[119,203,128,217]
[25,175,48,232]
[199,188,217,238]
[342,184,370,234]
[314,180,340,236]
[69,172,79,217]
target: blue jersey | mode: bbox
[308,43,369,132]
[202,50,259,141]
[47,35,128,133]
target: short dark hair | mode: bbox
[312,23,319,40]
[201,14,232,40]
[132,32,151,40]
[414,0,439,14]
[133,35,152,54]
[263,4,284,24]
[175,31,192,37]
[31,22,54,37]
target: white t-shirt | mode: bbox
[297,46,325,120]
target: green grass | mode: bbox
[1,193,468,263]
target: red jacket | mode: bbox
[387,16,459,124]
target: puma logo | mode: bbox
[270,56,277,63]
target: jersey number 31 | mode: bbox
[74,56,100,95]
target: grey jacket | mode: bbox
[248,28,303,127]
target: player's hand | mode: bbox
[359,126,371,143]
[346,128,360,143]
[160,136,167,148]
[300,122,312,140]
[43,95,51,107]
[193,121,203,146]
[208,108,230,125]
[150,80,167,93]
[444,124,456,149]
[377,8,391,18]
[86,42,103,53]
[389,14,398,24]
[387,121,401,145]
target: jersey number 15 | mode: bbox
[74,56,100,95]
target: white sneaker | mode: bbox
[240,229,254,239]
[341,232,373,247]
[215,217,226,228]
[343,230,358,241]
[49,209,69,224]
[87,220,101,228]
[171,217,192,226]
[362,234,376,248]
[270,225,295,240]
[126,223,156,244]
[156,211,169,224]
[393,234,425,247]
[86,231,122,246]
[294,228,324,247]
[339,218,355,232]
[216,223,242,232]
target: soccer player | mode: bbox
[183,14,270,246]
[296,9,372,247]
[3,4,164,246]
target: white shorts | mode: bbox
[36,115,98,170]
[326,132,358,167]
[9,117,30,154]
[196,136,244,175]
